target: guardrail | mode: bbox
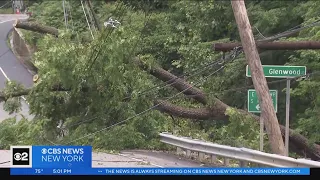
[159,132,320,167]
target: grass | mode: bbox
[0,8,13,14]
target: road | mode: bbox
[0,14,33,121]
[0,150,205,167]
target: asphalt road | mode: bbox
[0,15,33,121]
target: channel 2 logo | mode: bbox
[10,146,32,168]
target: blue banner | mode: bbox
[10,167,310,175]
[31,146,92,168]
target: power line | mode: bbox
[163,71,320,99]
[85,2,125,72]
[133,56,232,98]
[127,18,320,99]
[29,8,320,143]
[0,0,12,9]
[62,0,68,29]
[0,160,9,165]
[61,47,242,132]
[63,47,242,145]
[80,0,94,39]
[61,18,317,130]
[260,18,320,42]
[0,49,10,58]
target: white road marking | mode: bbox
[0,19,16,24]
[0,16,28,24]
[0,67,9,80]
[0,66,27,102]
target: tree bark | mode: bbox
[154,99,217,120]
[213,41,320,52]
[14,20,59,37]
[231,0,285,156]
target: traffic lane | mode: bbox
[0,19,33,88]
[0,20,16,41]
[0,43,10,56]
[0,101,32,122]
[0,46,33,88]
[0,16,28,40]
[0,65,33,121]
[0,17,33,121]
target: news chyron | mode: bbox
[10,146,92,169]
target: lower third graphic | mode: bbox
[10,146,32,168]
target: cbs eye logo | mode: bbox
[10,146,32,167]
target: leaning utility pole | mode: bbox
[231,0,286,155]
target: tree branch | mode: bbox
[14,20,59,37]
[0,86,82,102]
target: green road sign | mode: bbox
[247,89,278,113]
[246,65,306,78]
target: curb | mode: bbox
[8,28,38,76]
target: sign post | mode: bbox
[260,115,264,152]
[248,89,278,152]
[246,65,306,156]
[285,79,290,156]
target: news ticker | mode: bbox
[9,167,310,175]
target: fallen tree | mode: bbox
[138,61,320,160]
[12,21,320,160]
[3,60,319,160]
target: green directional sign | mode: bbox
[246,65,306,78]
[247,89,278,113]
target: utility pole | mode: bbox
[231,0,286,155]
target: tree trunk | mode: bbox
[231,0,285,156]
[138,60,320,160]
[213,41,320,52]
[14,20,59,37]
